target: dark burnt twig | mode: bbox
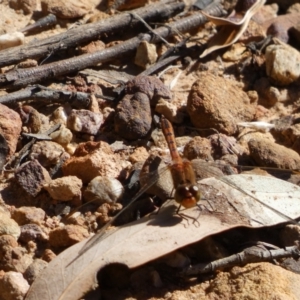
[0,85,95,108]
[179,242,300,277]
[0,2,185,68]
[130,12,171,47]
[20,14,57,34]
[0,4,224,89]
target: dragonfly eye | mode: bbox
[176,185,189,196]
[190,185,199,193]
[189,185,201,201]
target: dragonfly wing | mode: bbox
[200,174,300,225]
[77,161,173,256]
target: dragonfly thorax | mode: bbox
[174,184,201,208]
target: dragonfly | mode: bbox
[76,115,299,257]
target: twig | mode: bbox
[4,123,61,170]
[0,4,224,89]
[0,2,185,68]
[140,54,182,76]
[20,14,57,34]
[179,243,300,277]
[130,12,171,47]
[0,85,91,108]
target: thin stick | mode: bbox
[0,4,224,89]
[179,243,300,277]
[0,2,185,68]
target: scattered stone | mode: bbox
[183,136,213,161]
[191,158,224,179]
[29,141,66,168]
[24,259,48,284]
[254,77,282,106]
[287,3,300,13]
[11,206,46,226]
[17,105,41,133]
[50,125,73,146]
[248,137,300,169]
[43,175,82,201]
[84,176,124,205]
[51,105,72,125]
[79,40,105,54]
[0,32,25,51]
[42,249,56,262]
[41,0,93,19]
[19,224,48,243]
[114,92,152,140]
[0,213,20,240]
[0,271,30,300]
[187,72,256,135]
[62,141,122,183]
[139,155,174,202]
[0,235,18,252]
[0,236,33,273]
[265,42,300,86]
[17,59,38,69]
[67,109,103,135]
[9,0,37,14]
[126,75,172,106]
[263,13,300,43]
[0,103,22,159]
[15,159,51,197]
[223,43,247,61]
[134,41,157,69]
[155,98,184,124]
[271,0,300,11]
[129,147,148,164]
[49,224,89,248]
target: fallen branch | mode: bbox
[0,1,184,68]
[0,4,224,89]
[0,85,92,108]
[179,243,300,277]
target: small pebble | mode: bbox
[19,224,48,243]
[114,92,152,140]
[50,125,73,146]
[29,141,66,168]
[187,71,256,134]
[265,42,300,86]
[43,176,82,201]
[67,109,103,135]
[0,213,21,240]
[134,41,157,69]
[11,206,46,226]
[49,224,89,248]
[24,259,48,284]
[84,176,124,205]
[62,141,122,183]
[0,271,30,300]
[15,160,51,197]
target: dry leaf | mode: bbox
[25,174,300,300]
[200,0,266,58]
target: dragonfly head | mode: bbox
[174,185,201,208]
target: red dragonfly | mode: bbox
[77,115,298,256]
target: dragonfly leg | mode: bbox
[176,205,201,227]
[197,200,215,213]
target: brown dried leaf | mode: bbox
[200,0,266,58]
[25,174,300,300]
